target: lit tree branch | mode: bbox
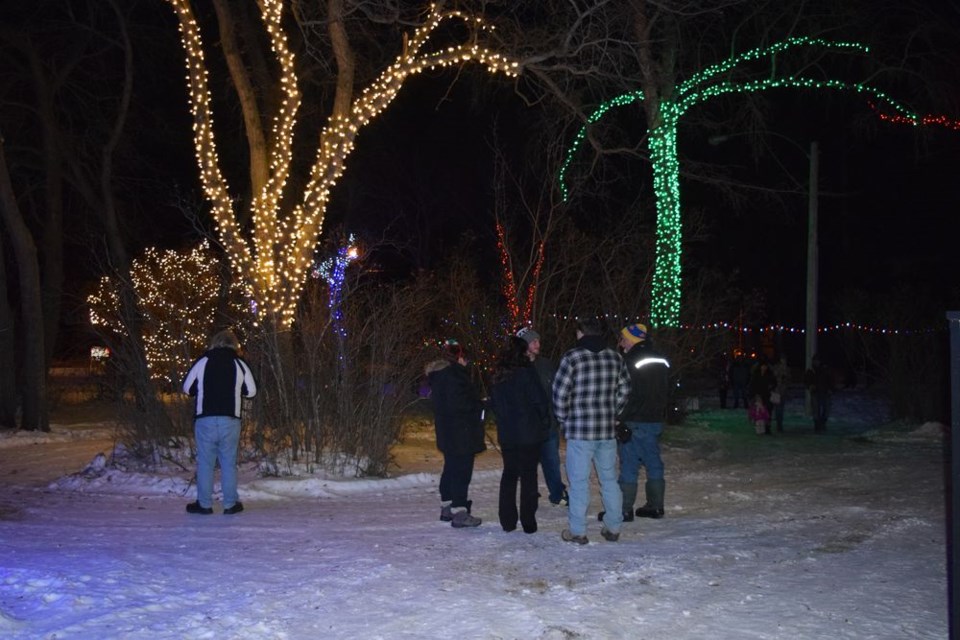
[165,1,521,326]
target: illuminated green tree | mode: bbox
[559,36,926,328]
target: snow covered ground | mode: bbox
[0,389,948,639]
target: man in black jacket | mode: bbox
[614,323,670,520]
[182,329,257,515]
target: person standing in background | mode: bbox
[771,356,790,433]
[803,354,833,433]
[516,326,569,507]
[748,359,777,435]
[730,353,751,409]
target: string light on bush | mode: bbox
[166,1,521,327]
[87,242,247,387]
[558,36,923,329]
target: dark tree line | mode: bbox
[0,0,955,435]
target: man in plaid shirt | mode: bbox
[552,317,631,544]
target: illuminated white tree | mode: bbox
[165,1,520,327]
[88,242,245,388]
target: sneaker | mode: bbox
[186,501,213,515]
[440,505,453,522]
[635,505,665,519]
[451,510,482,528]
[561,529,588,545]
[223,502,244,515]
[550,490,570,506]
[600,527,620,542]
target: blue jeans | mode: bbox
[565,439,622,536]
[618,422,664,484]
[539,430,566,503]
[195,415,242,509]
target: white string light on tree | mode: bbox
[165,1,521,327]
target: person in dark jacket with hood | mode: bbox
[611,323,670,521]
[516,326,568,507]
[182,328,257,515]
[424,339,485,528]
[489,336,550,533]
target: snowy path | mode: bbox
[0,406,949,639]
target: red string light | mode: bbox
[496,221,546,329]
[868,101,960,131]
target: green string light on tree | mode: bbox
[559,36,922,328]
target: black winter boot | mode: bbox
[635,479,665,519]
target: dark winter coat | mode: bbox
[182,347,257,419]
[531,355,560,434]
[748,364,777,404]
[730,358,751,388]
[490,366,550,450]
[425,359,486,456]
[618,341,670,423]
[803,363,833,394]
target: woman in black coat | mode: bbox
[489,336,550,533]
[425,339,486,528]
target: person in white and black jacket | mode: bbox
[615,324,670,520]
[182,329,257,515]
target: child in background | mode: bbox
[748,394,770,436]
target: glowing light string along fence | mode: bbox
[166,0,520,327]
[496,221,545,330]
[558,36,929,329]
[421,317,936,373]
[443,314,941,336]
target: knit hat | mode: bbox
[515,327,541,345]
[620,323,648,345]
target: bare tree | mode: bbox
[0,239,14,428]
[0,135,48,431]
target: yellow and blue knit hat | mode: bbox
[620,323,648,345]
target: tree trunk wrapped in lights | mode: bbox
[165,0,521,327]
[559,36,927,328]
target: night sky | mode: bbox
[21,1,958,346]
[684,93,960,327]
[328,80,960,329]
